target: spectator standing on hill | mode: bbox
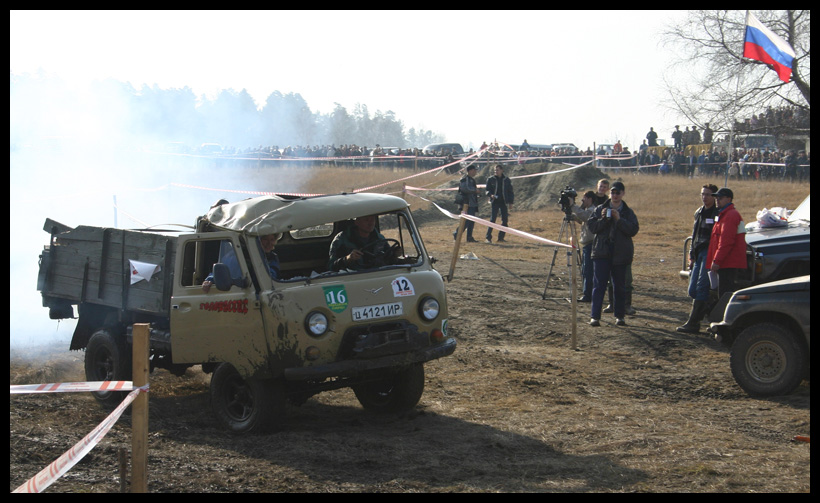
[484,164,514,244]
[672,126,683,150]
[646,127,659,147]
[702,123,713,144]
[588,181,639,327]
[677,184,719,334]
[707,188,746,300]
[690,126,701,145]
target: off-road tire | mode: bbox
[730,322,807,397]
[85,328,132,408]
[210,363,286,434]
[353,363,425,413]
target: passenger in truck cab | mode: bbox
[202,233,281,292]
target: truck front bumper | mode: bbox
[283,337,457,381]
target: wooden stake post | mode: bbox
[447,203,468,282]
[570,238,578,350]
[131,323,149,493]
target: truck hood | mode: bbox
[735,275,810,296]
[744,221,810,250]
[204,193,410,236]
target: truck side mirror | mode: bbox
[212,263,234,291]
[213,263,249,291]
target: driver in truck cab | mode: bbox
[327,214,401,272]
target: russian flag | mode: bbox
[743,11,796,82]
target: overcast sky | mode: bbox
[11,9,692,151]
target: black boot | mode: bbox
[677,300,706,333]
[625,291,636,316]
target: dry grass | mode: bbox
[10,162,810,493]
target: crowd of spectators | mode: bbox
[731,105,810,135]
[628,146,810,183]
[181,105,809,182]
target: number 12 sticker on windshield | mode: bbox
[392,276,415,297]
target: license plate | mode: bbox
[352,302,403,321]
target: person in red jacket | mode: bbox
[706,188,747,299]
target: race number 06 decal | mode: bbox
[392,276,415,297]
[323,285,349,313]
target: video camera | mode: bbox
[558,186,577,215]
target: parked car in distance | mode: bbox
[551,143,578,154]
[369,146,401,157]
[422,143,464,156]
[708,275,810,397]
[199,142,223,155]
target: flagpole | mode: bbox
[726,10,748,188]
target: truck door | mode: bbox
[170,233,270,378]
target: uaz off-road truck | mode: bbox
[37,193,455,433]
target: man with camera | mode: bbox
[485,164,515,243]
[587,181,639,327]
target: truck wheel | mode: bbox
[85,329,132,408]
[353,363,425,413]
[210,363,286,434]
[730,323,807,397]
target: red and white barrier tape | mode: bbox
[421,197,573,249]
[353,149,485,193]
[12,385,148,493]
[11,380,133,394]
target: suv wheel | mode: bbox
[210,363,286,434]
[730,322,807,397]
[85,328,131,408]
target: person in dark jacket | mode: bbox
[587,181,639,327]
[677,184,718,333]
[453,165,480,242]
[485,164,515,243]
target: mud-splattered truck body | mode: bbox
[37,193,455,432]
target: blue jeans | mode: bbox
[687,248,711,302]
[486,201,509,240]
[581,243,593,299]
[592,259,627,319]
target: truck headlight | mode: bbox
[419,297,440,321]
[306,311,328,336]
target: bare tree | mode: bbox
[661,10,809,133]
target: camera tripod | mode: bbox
[541,211,582,301]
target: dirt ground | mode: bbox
[10,165,811,493]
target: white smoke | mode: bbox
[9,76,314,353]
